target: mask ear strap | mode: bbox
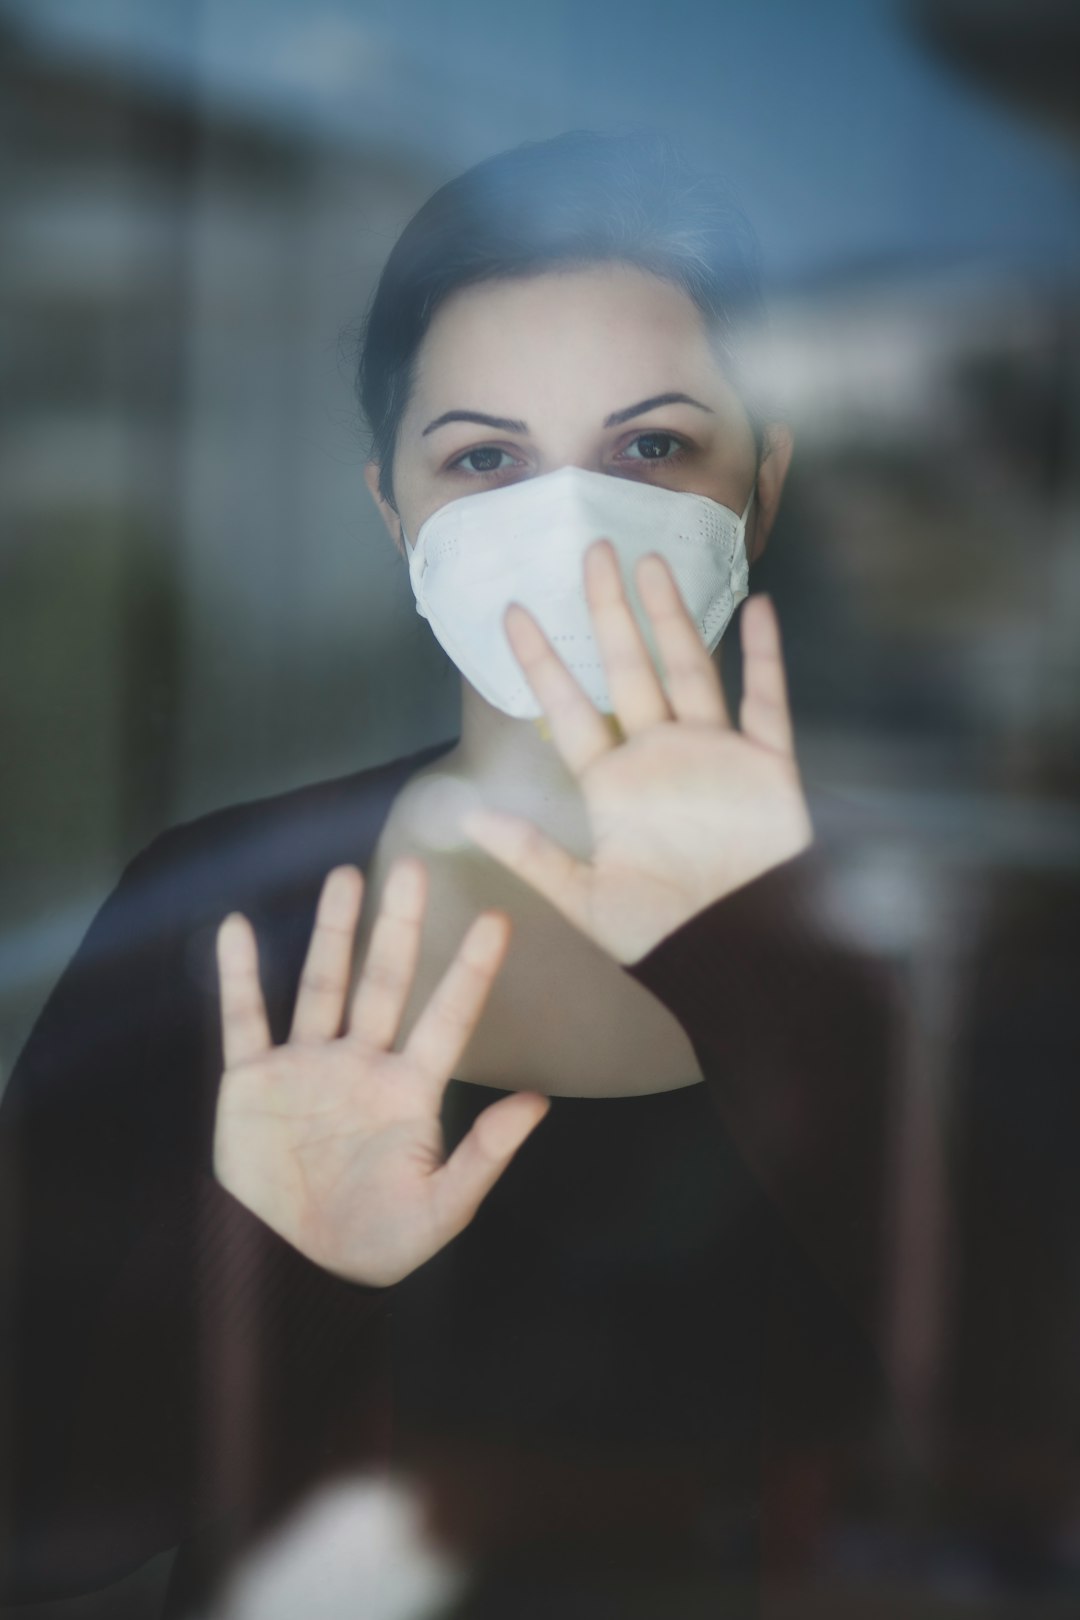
[739,483,756,527]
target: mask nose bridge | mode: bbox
[551,460,601,499]
[525,464,608,534]
[553,464,641,543]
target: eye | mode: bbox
[449,445,522,475]
[619,431,686,463]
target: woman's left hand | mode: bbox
[463,540,814,965]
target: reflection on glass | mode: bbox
[2,5,1079,1618]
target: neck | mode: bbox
[440,681,593,851]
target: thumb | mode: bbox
[432,1090,550,1238]
[463,809,591,930]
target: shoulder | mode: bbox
[2,742,455,1113]
[122,739,455,932]
[14,741,455,1053]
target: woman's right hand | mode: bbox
[212,860,549,1287]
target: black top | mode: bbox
[0,742,896,1613]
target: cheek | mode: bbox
[386,451,432,542]
[678,466,754,512]
[394,448,482,542]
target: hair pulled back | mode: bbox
[357,130,765,508]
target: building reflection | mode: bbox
[2,6,1079,1614]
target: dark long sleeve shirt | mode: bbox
[0,742,897,1611]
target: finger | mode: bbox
[290,866,363,1044]
[216,913,272,1070]
[402,910,511,1083]
[462,809,591,935]
[584,540,671,733]
[738,594,795,755]
[432,1091,551,1238]
[635,553,731,727]
[503,604,613,776]
[349,857,427,1050]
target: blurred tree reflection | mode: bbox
[2,0,1080,1608]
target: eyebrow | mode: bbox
[422,409,528,437]
[420,392,714,438]
[603,392,715,428]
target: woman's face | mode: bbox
[366,263,790,558]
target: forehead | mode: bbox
[407,263,736,422]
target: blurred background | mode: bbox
[1,0,1079,1614]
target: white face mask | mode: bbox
[404,465,753,719]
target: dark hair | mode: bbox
[357,130,767,509]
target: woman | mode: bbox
[1,133,894,1614]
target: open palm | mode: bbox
[464,543,813,964]
[213,860,549,1285]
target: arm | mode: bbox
[0,832,391,1602]
[2,800,553,1602]
[463,546,901,1352]
[623,841,900,1349]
